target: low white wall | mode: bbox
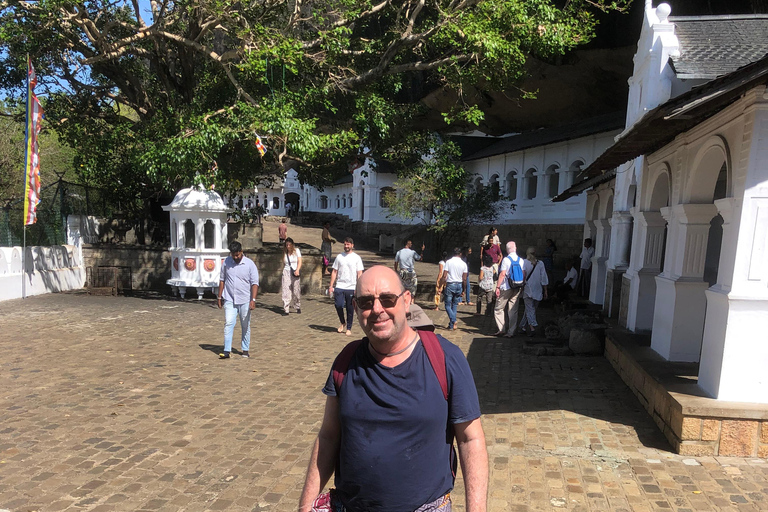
[0,245,86,302]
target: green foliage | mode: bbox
[0,0,628,216]
[384,137,510,241]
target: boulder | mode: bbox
[568,325,606,355]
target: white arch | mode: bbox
[684,135,731,203]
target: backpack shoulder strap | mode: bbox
[332,339,364,392]
[418,330,448,400]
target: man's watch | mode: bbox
[250,298,256,302]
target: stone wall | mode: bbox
[83,243,323,296]
[605,329,768,457]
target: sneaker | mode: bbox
[241,351,250,358]
[296,308,301,314]
[219,352,231,359]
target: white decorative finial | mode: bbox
[657,3,672,22]
[645,0,653,9]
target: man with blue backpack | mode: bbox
[493,240,526,337]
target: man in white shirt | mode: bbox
[493,241,525,337]
[329,237,365,336]
[440,247,467,330]
[577,238,594,298]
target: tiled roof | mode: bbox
[460,112,625,162]
[670,15,768,79]
[553,54,768,202]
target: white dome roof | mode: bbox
[163,186,229,212]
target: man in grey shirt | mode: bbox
[394,239,425,295]
[217,241,260,359]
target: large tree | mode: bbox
[0,0,627,205]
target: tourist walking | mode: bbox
[321,221,335,275]
[278,219,288,245]
[440,247,467,330]
[281,237,302,315]
[476,253,495,316]
[518,247,548,337]
[394,239,424,295]
[458,246,473,305]
[481,227,502,275]
[493,241,525,337]
[433,251,447,310]
[578,238,594,297]
[299,266,487,512]
[328,237,364,336]
[216,241,259,359]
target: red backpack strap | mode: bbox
[418,330,448,401]
[332,339,364,392]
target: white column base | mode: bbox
[651,276,709,362]
[699,289,768,403]
[626,269,659,333]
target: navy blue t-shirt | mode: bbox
[322,334,481,512]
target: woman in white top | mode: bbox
[281,237,302,314]
[519,247,548,337]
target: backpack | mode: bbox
[505,254,525,288]
[332,330,448,399]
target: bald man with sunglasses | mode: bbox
[299,266,488,512]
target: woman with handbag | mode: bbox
[282,237,302,315]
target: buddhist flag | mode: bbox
[254,134,266,157]
[23,57,43,225]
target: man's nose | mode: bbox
[371,297,386,314]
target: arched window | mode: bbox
[506,172,517,201]
[546,165,560,198]
[336,196,340,209]
[320,195,328,209]
[525,169,537,200]
[489,174,500,201]
[348,193,353,208]
[342,196,346,208]
[272,197,280,209]
[568,160,584,188]
[473,176,483,193]
[203,220,215,249]
[184,219,195,248]
[380,187,395,208]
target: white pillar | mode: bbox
[651,203,718,362]
[604,211,633,317]
[697,105,768,403]
[589,219,611,304]
[516,175,526,201]
[625,210,667,332]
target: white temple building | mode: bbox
[557,2,768,404]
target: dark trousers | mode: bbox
[578,267,592,298]
[334,288,355,329]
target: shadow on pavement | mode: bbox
[199,343,244,356]
[308,324,340,333]
[466,337,671,451]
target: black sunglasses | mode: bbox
[354,290,407,310]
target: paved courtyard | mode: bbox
[1,230,767,511]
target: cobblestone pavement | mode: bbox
[2,228,767,511]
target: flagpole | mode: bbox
[22,226,26,299]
